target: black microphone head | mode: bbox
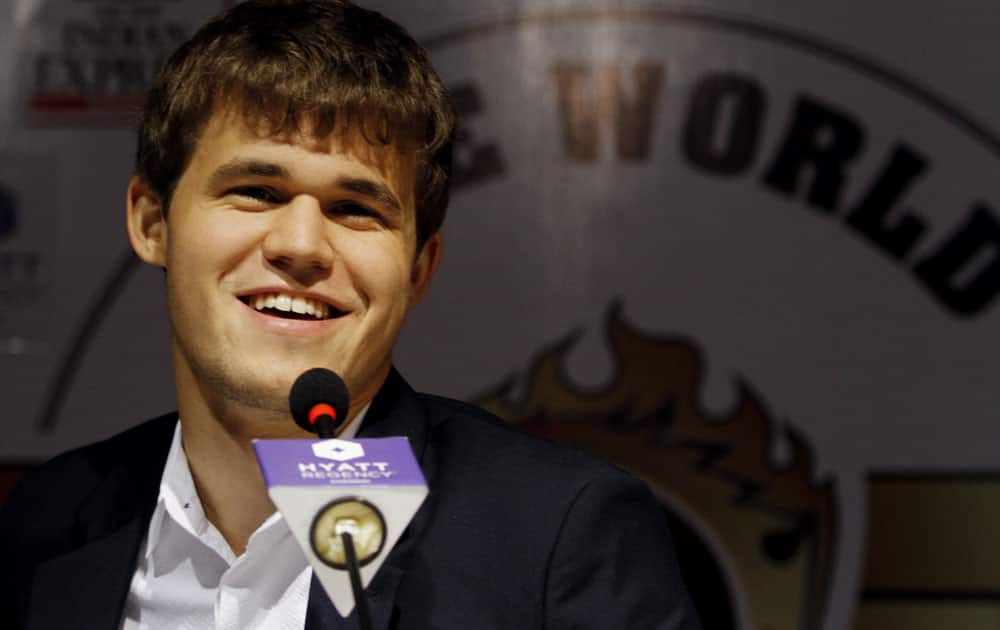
[289,368,350,436]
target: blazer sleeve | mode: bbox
[543,474,702,630]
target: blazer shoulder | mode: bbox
[0,412,177,547]
[415,392,636,488]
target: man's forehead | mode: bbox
[200,106,419,186]
[236,104,409,149]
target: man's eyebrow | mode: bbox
[337,176,403,214]
[208,159,290,188]
[207,159,403,213]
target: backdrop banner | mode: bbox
[13,0,228,125]
[2,2,999,630]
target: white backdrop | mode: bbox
[2,2,999,629]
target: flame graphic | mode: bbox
[475,301,836,630]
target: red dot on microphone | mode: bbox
[308,403,337,425]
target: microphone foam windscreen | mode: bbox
[289,368,350,435]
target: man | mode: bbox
[0,1,700,628]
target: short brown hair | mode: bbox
[135,0,455,248]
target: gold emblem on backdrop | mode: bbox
[475,302,836,630]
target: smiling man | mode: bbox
[0,2,700,629]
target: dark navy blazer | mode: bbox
[0,370,700,629]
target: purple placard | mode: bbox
[253,437,426,487]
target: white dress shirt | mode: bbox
[120,408,367,630]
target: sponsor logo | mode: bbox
[301,440,395,483]
[0,162,53,359]
[17,1,226,124]
[312,439,365,462]
[296,459,393,483]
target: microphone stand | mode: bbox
[340,532,373,630]
[316,416,338,439]
[316,412,370,630]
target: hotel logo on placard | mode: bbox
[311,439,365,462]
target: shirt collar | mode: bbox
[336,401,369,439]
[143,423,202,561]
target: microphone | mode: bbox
[289,368,350,438]
[253,368,428,624]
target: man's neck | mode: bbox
[175,393,376,556]
[180,415,278,556]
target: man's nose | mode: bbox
[261,195,335,283]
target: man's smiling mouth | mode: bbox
[238,292,342,321]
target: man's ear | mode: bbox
[409,232,442,306]
[125,175,167,268]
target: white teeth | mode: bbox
[247,293,332,319]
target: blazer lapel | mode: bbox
[306,369,434,630]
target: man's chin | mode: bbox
[193,367,295,418]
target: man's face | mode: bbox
[127,109,440,425]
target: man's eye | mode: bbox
[227,186,281,203]
[328,203,381,222]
